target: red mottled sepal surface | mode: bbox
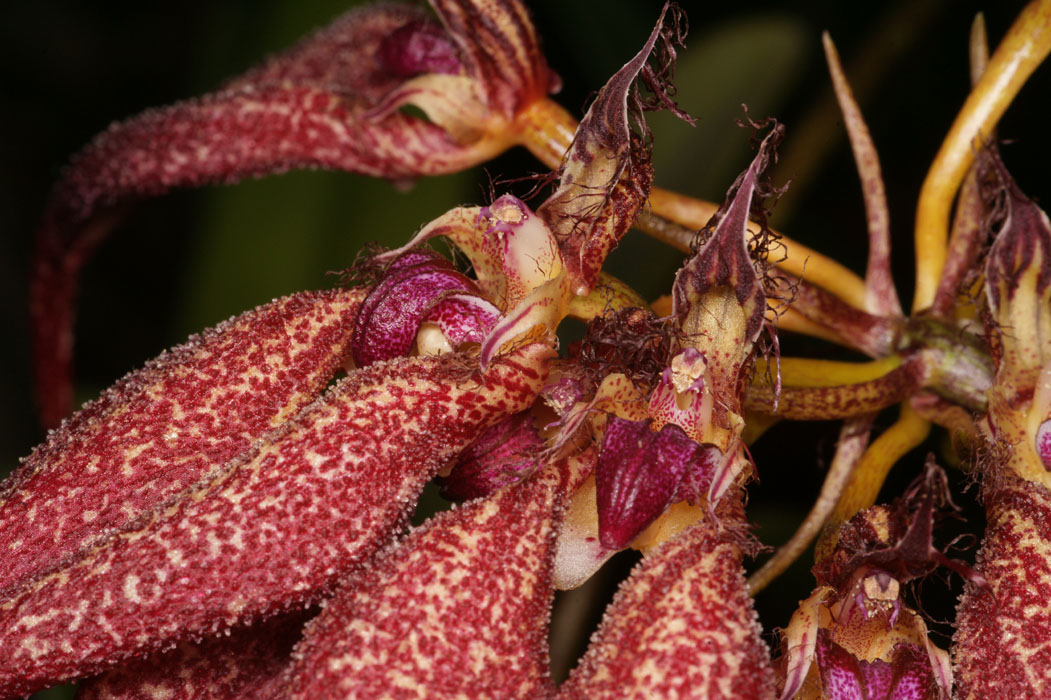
[953,474,1051,698]
[1,287,365,597]
[0,345,551,698]
[558,520,775,699]
[75,612,310,700]
[283,449,594,699]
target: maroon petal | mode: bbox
[537,5,687,294]
[0,287,364,598]
[815,630,867,700]
[283,449,594,699]
[75,612,310,700]
[439,409,545,501]
[558,520,775,699]
[30,3,511,428]
[0,344,552,698]
[596,417,717,550]
[350,251,498,367]
[672,123,781,357]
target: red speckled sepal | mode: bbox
[953,474,1051,698]
[558,520,775,699]
[1,287,365,598]
[282,448,594,699]
[75,611,311,700]
[0,345,551,698]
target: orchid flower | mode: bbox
[7,1,1051,699]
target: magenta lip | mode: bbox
[351,251,499,367]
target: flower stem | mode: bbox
[744,354,924,420]
[748,415,874,594]
[913,0,1051,312]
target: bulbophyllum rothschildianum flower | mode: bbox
[535,121,784,699]
[0,4,752,699]
[778,462,979,700]
[17,0,1051,698]
[31,0,561,429]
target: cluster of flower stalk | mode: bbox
[3,1,1051,698]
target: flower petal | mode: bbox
[0,287,364,597]
[283,448,594,699]
[558,518,775,699]
[778,586,834,700]
[672,123,780,372]
[537,6,683,294]
[480,272,570,369]
[816,631,937,700]
[429,0,557,118]
[815,630,866,700]
[350,250,494,367]
[595,417,717,550]
[983,150,1051,350]
[75,612,309,700]
[0,345,552,697]
[31,2,525,427]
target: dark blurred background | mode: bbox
[2,1,1049,696]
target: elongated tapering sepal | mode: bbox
[283,449,594,699]
[672,122,780,363]
[537,4,689,294]
[75,612,310,700]
[0,345,551,698]
[559,519,775,699]
[953,474,1051,698]
[1,287,365,597]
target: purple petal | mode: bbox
[377,19,462,77]
[350,251,495,366]
[816,631,936,700]
[596,417,711,550]
[1038,419,1051,470]
[425,293,503,346]
[816,631,865,700]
